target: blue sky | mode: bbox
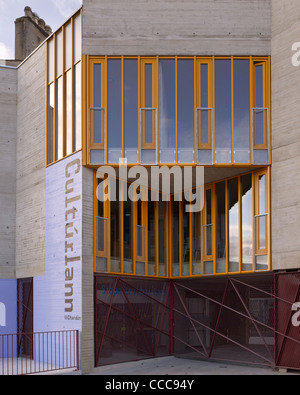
[0,0,82,59]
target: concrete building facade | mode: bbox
[0,0,300,375]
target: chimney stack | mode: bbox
[14,6,52,61]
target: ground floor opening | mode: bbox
[94,272,300,371]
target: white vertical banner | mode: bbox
[34,151,82,334]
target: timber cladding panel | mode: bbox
[82,0,271,56]
[271,0,300,271]
[16,44,46,278]
[0,67,17,278]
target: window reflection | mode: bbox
[241,175,252,271]
[215,59,232,163]
[108,59,122,162]
[124,59,138,162]
[228,178,239,272]
[159,60,176,163]
[234,60,250,163]
[177,60,194,151]
[216,182,226,273]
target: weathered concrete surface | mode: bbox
[0,66,17,278]
[16,44,46,278]
[271,0,300,271]
[82,0,271,56]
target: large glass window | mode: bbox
[241,174,253,271]
[46,11,82,166]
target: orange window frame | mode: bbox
[140,58,158,150]
[196,58,213,150]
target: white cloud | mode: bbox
[0,42,14,60]
[52,0,82,19]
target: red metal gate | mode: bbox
[95,274,300,370]
[275,272,300,370]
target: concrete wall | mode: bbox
[16,45,46,278]
[81,166,94,374]
[0,66,17,279]
[82,0,271,56]
[271,0,300,271]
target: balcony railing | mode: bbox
[0,330,79,375]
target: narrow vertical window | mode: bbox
[48,83,55,163]
[234,59,250,163]
[56,30,63,77]
[241,174,253,271]
[48,38,54,83]
[74,14,81,63]
[159,59,176,163]
[181,200,190,276]
[216,182,226,273]
[110,180,121,273]
[215,59,232,163]
[196,59,213,164]
[147,193,156,276]
[107,59,122,163]
[65,70,73,156]
[171,198,180,276]
[75,62,82,151]
[158,201,167,276]
[228,178,239,272]
[56,77,63,160]
[177,59,194,163]
[123,185,133,274]
[203,188,213,275]
[141,59,157,164]
[64,22,72,71]
[124,59,138,163]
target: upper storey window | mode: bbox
[47,10,82,166]
[86,56,270,167]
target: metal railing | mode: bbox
[0,330,79,375]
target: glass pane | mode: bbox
[257,215,266,250]
[108,59,122,155]
[192,203,201,275]
[201,64,208,107]
[171,200,179,276]
[205,189,212,257]
[198,109,210,145]
[74,14,81,63]
[241,175,253,271]
[123,194,133,274]
[255,65,263,108]
[259,175,266,215]
[48,83,54,163]
[215,60,232,162]
[228,178,239,272]
[111,181,120,272]
[145,64,152,108]
[178,59,194,149]
[56,77,63,160]
[56,30,63,77]
[65,70,73,155]
[48,39,54,83]
[234,60,250,162]
[124,59,138,152]
[94,64,102,107]
[75,62,82,151]
[254,108,267,146]
[216,182,226,273]
[148,196,156,275]
[97,217,106,252]
[65,22,72,70]
[159,60,176,150]
[143,109,154,144]
[158,201,166,276]
[182,201,190,276]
